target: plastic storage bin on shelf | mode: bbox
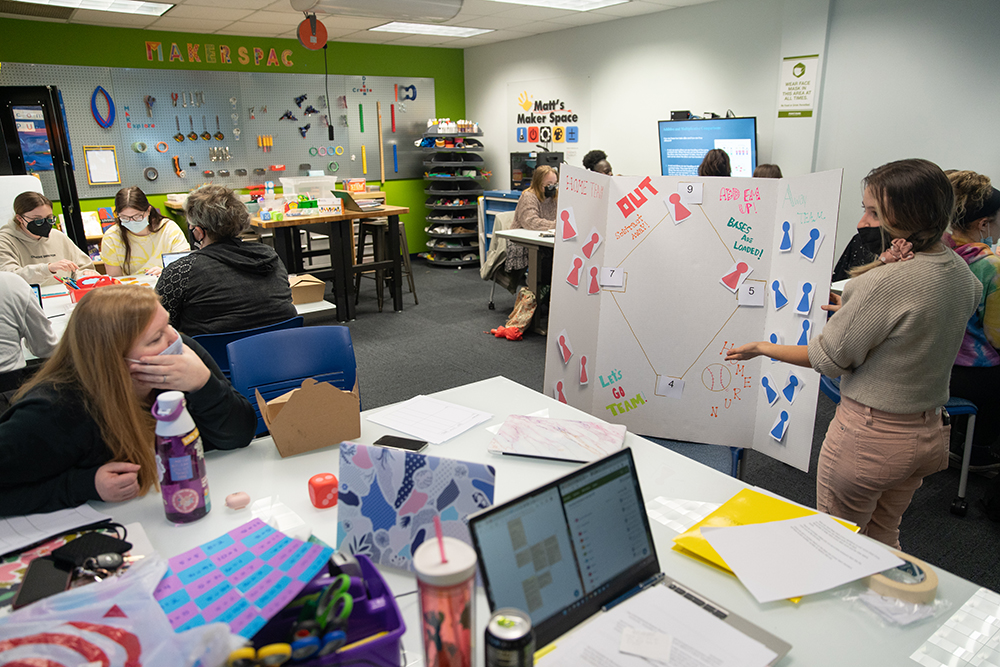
[279,176,339,200]
[420,119,485,268]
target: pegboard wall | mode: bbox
[1,62,435,199]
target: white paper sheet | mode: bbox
[366,395,492,444]
[545,584,777,667]
[0,505,111,556]
[644,497,722,533]
[702,514,904,604]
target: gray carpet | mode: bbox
[306,261,1000,593]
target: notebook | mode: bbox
[331,190,381,213]
[487,414,626,463]
[161,251,192,268]
[467,448,791,663]
[337,443,496,571]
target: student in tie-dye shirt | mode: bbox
[944,170,1000,469]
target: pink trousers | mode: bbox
[816,396,949,549]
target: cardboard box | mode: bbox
[288,274,326,304]
[256,378,361,458]
[343,178,366,193]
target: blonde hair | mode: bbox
[529,165,557,203]
[15,285,160,495]
[949,170,994,233]
[850,159,953,277]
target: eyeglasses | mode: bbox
[21,216,56,225]
[118,214,148,222]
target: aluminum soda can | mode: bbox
[485,608,534,667]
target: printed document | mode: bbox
[366,395,492,444]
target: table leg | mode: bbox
[527,244,547,335]
[388,215,403,312]
[339,219,357,321]
[324,221,349,322]
[272,228,300,273]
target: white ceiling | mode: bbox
[1,0,718,48]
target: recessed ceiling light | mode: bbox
[9,0,172,15]
[370,22,493,38]
[487,0,628,11]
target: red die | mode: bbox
[308,473,339,509]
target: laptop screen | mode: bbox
[469,448,659,648]
[162,251,191,268]
[29,284,42,309]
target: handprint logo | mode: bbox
[518,91,532,112]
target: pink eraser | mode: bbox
[225,492,250,510]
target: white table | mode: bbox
[92,376,980,666]
[493,229,555,334]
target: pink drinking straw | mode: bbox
[434,515,448,563]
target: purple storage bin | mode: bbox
[252,554,405,666]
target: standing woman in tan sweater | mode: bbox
[727,159,980,548]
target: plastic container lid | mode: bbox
[413,537,477,587]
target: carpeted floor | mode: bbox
[307,260,1000,592]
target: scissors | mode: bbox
[227,643,292,667]
[290,575,353,661]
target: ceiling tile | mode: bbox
[213,20,291,36]
[69,9,157,27]
[146,17,235,32]
[163,5,255,20]
[490,5,577,22]
[178,0,276,8]
[391,34,458,46]
[590,0,671,17]
[319,16,386,30]
[454,0,514,16]
[517,20,573,34]
[240,9,306,26]
[544,10,614,25]
[336,30,403,44]
[453,14,530,29]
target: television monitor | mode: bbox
[657,117,757,177]
[510,151,564,191]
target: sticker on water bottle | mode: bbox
[169,456,194,481]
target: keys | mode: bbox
[80,553,143,581]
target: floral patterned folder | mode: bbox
[336,443,496,571]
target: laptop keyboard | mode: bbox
[668,582,729,620]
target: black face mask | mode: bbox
[23,217,54,238]
[856,226,886,255]
[544,185,557,199]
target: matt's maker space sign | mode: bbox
[508,77,589,159]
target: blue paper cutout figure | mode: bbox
[779,221,792,252]
[762,377,778,405]
[769,333,779,345]
[773,280,788,310]
[782,375,799,403]
[798,319,811,345]
[800,228,821,260]
[796,282,813,314]
[771,411,790,441]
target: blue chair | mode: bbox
[191,316,303,381]
[819,375,977,517]
[228,326,358,436]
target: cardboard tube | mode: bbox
[865,549,938,604]
[362,145,367,175]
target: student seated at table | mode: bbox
[0,272,57,412]
[507,166,558,275]
[0,284,256,516]
[101,186,189,277]
[583,149,613,175]
[156,184,296,336]
[0,191,97,286]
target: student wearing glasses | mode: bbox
[101,187,190,277]
[0,191,97,286]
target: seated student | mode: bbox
[156,185,296,336]
[0,191,97,286]
[101,186,189,277]
[0,272,57,412]
[0,284,256,516]
[582,149,613,175]
[507,166,558,274]
[943,170,1000,470]
[698,149,731,176]
[753,163,782,178]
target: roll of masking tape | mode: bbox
[865,549,937,604]
[132,141,148,153]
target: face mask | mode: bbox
[856,226,886,254]
[190,227,203,250]
[121,218,148,234]
[544,185,557,199]
[23,217,54,238]
[159,331,184,356]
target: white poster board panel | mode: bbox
[544,165,843,472]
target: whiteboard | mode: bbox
[543,165,844,472]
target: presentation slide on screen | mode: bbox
[658,118,757,177]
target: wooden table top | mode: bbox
[249,204,409,229]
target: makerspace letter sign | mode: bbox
[777,55,819,118]
[507,77,590,164]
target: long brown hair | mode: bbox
[698,149,731,177]
[949,171,994,234]
[15,285,160,495]
[850,159,953,277]
[114,187,167,274]
[529,165,557,203]
[13,191,53,219]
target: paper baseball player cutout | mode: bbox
[554,380,567,404]
[580,355,589,385]
[588,266,600,295]
[772,279,788,310]
[560,208,578,241]
[799,228,825,262]
[720,261,752,293]
[779,220,793,252]
[557,329,574,364]
[761,374,779,406]
[667,192,692,222]
[797,319,811,346]
[582,228,604,259]
[783,372,803,404]
[566,256,584,287]
[770,411,790,442]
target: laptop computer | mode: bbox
[29,284,42,309]
[468,448,791,663]
[331,190,381,213]
[161,251,192,268]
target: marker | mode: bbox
[362,145,367,174]
[601,573,665,612]
[391,104,396,133]
[359,104,364,133]
[393,144,398,173]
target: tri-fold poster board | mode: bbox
[543,165,844,471]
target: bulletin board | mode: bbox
[0,62,435,199]
[543,165,843,472]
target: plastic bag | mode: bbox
[837,580,952,628]
[0,553,242,667]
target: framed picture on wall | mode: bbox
[82,145,121,185]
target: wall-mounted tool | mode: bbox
[299,124,311,138]
[304,105,319,116]
[144,95,155,117]
[182,92,188,108]
[187,117,198,141]
[294,94,308,108]
[280,110,297,121]
[174,117,184,142]
[171,93,178,107]
[173,156,185,178]
[201,116,211,141]
[215,116,224,141]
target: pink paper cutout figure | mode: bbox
[583,232,600,258]
[555,380,567,404]
[721,262,750,291]
[588,266,600,295]
[566,256,583,287]
[580,355,589,385]
[668,193,692,222]
[558,334,573,363]
[561,209,577,240]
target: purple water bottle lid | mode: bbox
[151,392,186,421]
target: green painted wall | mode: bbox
[0,17,466,252]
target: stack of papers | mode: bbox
[487,414,626,462]
[367,395,492,444]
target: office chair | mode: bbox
[191,316,303,381]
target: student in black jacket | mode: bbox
[156,184,297,336]
[0,284,256,516]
